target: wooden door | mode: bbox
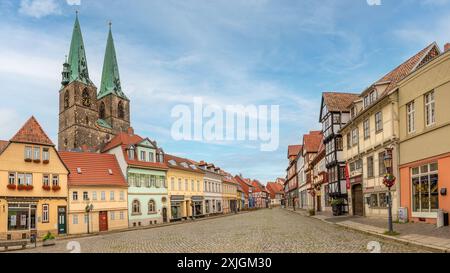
[57,207,67,234]
[352,184,364,216]
[99,211,108,232]
[162,207,168,223]
[316,196,322,212]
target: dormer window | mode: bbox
[128,146,135,160]
[351,107,356,118]
[149,152,154,162]
[140,151,146,162]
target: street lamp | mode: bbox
[85,202,94,234]
[383,147,396,234]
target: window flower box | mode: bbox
[24,158,32,162]
[42,185,51,191]
[17,185,27,191]
[7,184,16,190]
[52,185,61,191]
[33,159,41,163]
[26,185,34,191]
[43,160,49,164]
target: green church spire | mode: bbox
[66,12,92,86]
[98,23,127,100]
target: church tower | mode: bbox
[97,23,130,134]
[58,14,130,151]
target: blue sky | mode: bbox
[1,0,450,183]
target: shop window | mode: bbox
[412,163,439,213]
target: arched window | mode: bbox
[118,101,124,119]
[132,199,141,214]
[82,89,91,107]
[85,116,89,125]
[99,102,105,119]
[64,91,70,109]
[148,200,156,213]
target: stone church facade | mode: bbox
[58,14,130,151]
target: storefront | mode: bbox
[170,195,184,221]
[192,196,204,217]
[7,203,37,235]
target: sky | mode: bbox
[1,0,450,183]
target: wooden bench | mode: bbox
[0,240,28,251]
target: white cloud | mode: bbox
[66,0,81,5]
[19,0,60,18]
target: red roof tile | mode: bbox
[165,154,205,174]
[10,116,54,146]
[102,132,143,152]
[288,145,302,158]
[303,131,323,153]
[60,152,128,187]
[322,92,360,112]
[0,140,9,154]
[266,182,284,199]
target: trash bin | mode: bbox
[444,212,449,227]
[437,209,448,228]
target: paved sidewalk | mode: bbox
[285,208,450,252]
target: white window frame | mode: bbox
[92,191,97,201]
[411,163,439,216]
[73,191,78,201]
[33,147,40,160]
[407,101,416,134]
[42,204,49,223]
[101,191,106,201]
[110,191,115,201]
[425,91,435,127]
[363,119,370,139]
[375,111,383,132]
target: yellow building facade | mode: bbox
[0,117,69,240]
[60,152,129,235]
[165,155,205,220]
[222,173,238,214]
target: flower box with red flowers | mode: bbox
[26,185,34,191]
[52,185,61,191]
[42,185,51,191]
[33,159,41,163]
[43,160,49,164]
[17,185,27,191]
[24,158,32,162]
[7,184,17,190]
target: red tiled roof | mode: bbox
[375,42,439,96]
[303,131,323,153]
[10,116,54,146]
[0,140,9,154]
[60,152,127,187]
[322,92,360,112]
[102,132,143,152]
[221,171,237,184]
[165,154,205,174]
[288,145,302,158]
[266,182,284,199]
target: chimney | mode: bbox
[127,127,134,135]
[445,43,450,52]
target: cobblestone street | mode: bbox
[16,208,429,253]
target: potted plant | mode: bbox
[42,185,51,191]
[7,184,17,190]
[308,209,316,216]
[43,232,56,246]
[24,158,32,163]
[17,184,27,191]
[52,185,61,191]
[26,185,34,191]
[331,198,344,216]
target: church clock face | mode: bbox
[82,96,91,107]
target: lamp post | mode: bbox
[85,202,94,234]
[383,147,396,234]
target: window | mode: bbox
[351,128,358,146]
[64,91,70,109]
[412,163,439,213]
[110,211,115,220]
[8,173,16,185]
[140,151,146,161]
[132,200,141,214]
[128,147,135,160]
[25,174,33,185]
[118,101,125,119]
[110,191,115,201]
[379,193,387,208]
[191,180,195,192]
[336,137,343,151]
[99,102,106,120]
[101,191,106,201]
[148,200,155,213]
[120,191,124,201]
[25,146,32,160]
[333,114,341,124]
[364,95,370,108]
[33,147,40,160]
[363,119,370,139]
[178,178,182,191]
[42,148,49,161]
[149,152,154,162]
[351,107,356,118]
[73,214,78,225]
[374,112,383,132]
[346,133,351,149]
[425,91,435,126]
[185,179,188,191]
[52,175,59,186]
[120,211,124,220]
[370,90,377,104]
[407,101,415,133]
[151,176,156,187]
[92,191,97,201]
[42,204,49,223]
[367,156,374,178]
[171,177,175,190]
[369,194,378,208]
[83,192,89,201]
[378,152,386,176]
[72,191,78,201]
[197,181,200,192]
